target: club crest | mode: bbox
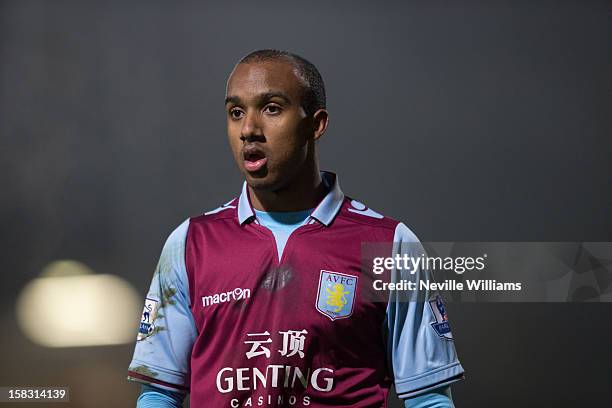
[316,270,358,321]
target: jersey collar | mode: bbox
[237,171,345,227]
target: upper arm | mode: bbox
[385,223,465,398]
[127,219,197,393]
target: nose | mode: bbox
[240,111,264,142]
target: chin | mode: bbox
[243,171,276,191]
[246,171,295,194]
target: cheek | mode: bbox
[269,139,308,169]
[227,125,242,155]
[268,120,308,156]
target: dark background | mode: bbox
[1,1,611,407]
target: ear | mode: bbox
[312,109,329,141]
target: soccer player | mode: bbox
[127,49,464,407]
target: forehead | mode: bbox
[226,60,304,101]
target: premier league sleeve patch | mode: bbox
[315,270,358,321]
[137,297,159,341]
[429,295,453,340]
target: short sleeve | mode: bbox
[384,222,465,398]
[127,219,197,393]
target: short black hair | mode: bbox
[238,49,326,116]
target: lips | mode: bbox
[242,145,268,172]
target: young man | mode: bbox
[127,50,464,407]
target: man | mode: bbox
[127,49,464,407]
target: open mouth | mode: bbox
[242,146,268,172]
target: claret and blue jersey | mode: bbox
[127,171,464,407]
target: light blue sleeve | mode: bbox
[137,384,183,408]
[403,386,454,408]
[127,219,197,393]
[385,223,465,398]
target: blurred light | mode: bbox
[16,260,142,347]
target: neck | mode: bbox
[248,164,326,212]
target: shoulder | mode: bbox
[164,219,190,248]
[337,197,398,228]
[336,197,420,241]
[393,221,421,243]
[157,219,190,269]
[188,198,239,227]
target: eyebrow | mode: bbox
[224,91,292,106]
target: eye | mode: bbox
[263,104,282,115]
[229,108,244,120]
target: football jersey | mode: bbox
[127,171,464,407]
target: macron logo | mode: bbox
[202,288,251,307]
